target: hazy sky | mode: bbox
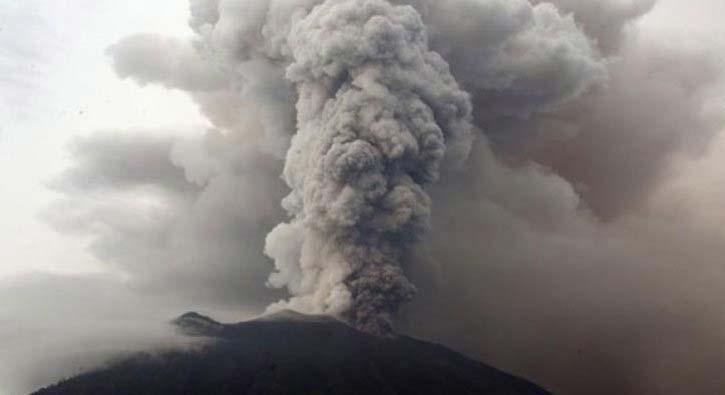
[1,1,725,395]
[0,0,206,278]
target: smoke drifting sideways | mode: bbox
[2,0,725,394]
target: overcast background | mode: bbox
[0,3,209,393]
[1,1,725,394]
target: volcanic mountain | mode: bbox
[32,310,551,395]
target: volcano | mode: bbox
[31,310,551,395]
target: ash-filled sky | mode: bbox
[1,0,725,394]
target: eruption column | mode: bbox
[265,0,474,335]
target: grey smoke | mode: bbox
[532,0,657,54]
[43,129,287,310]
[413,0,608,120]
[484,10,725,218]
[109,34,227,92]
[3,0,725,394]
[162,0,606,335]
[262,0,477,335]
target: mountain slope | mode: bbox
[32,310,551,395]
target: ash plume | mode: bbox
[175,0,604,335]
[263,0,475,335]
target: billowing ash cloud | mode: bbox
[262,0,475,335]
[167,0,604,335]
[105,0,604,336]
[485,8,725,218]
[43,129,287,309]
[412,0,608,119]
[6,0,725,394]
[532,0,656,54]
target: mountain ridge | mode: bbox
[32,310,552,395]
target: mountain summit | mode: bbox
[32,310,551,395]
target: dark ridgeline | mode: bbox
[32,311,551,395]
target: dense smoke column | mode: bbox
[264,0,474,335]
